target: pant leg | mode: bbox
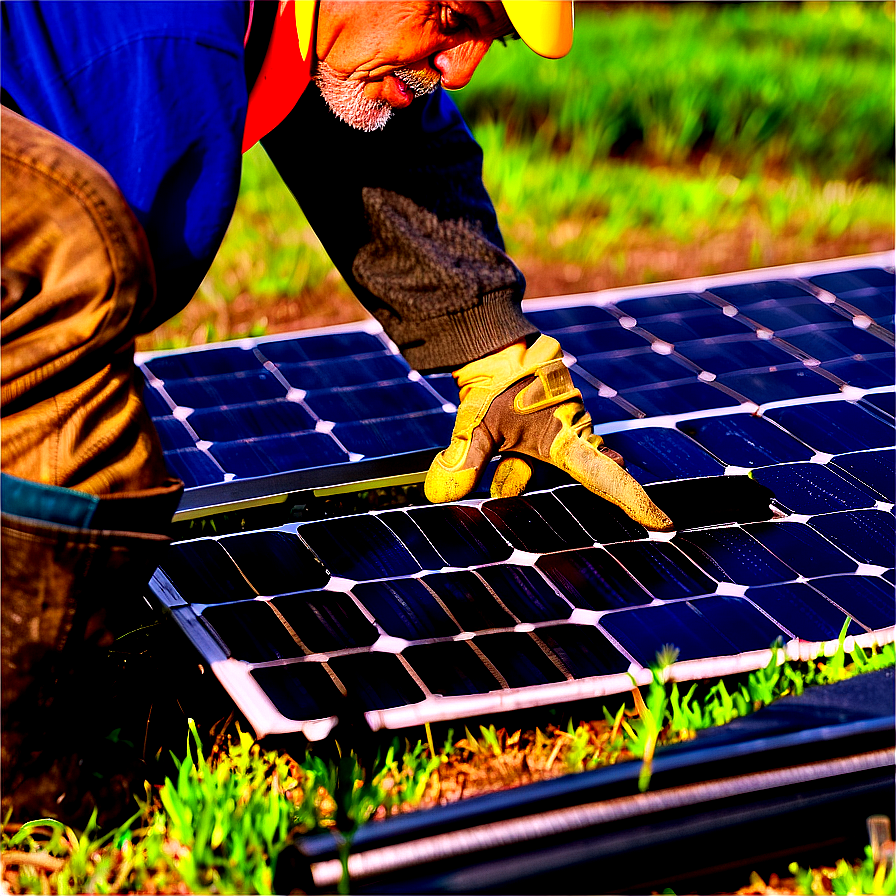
[1,108,185,820]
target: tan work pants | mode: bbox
[1,108,183,818]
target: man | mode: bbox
[1,1,672,817]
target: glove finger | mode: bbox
[554,432,674,531]
[490,455,533,498]
[424,431,493,504]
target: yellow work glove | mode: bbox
[424,335,674,531]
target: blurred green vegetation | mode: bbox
[145,1,894,351]
[456,1,895,182]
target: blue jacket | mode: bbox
[1,1,533,371]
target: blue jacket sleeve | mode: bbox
[262,85,536,373]
[1,1,248,330]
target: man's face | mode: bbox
[314,2,514,131]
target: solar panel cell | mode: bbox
[250,662,344,721]
[688,595,789,651]
[807,574,896,631]
[764,400,896,453]
[163,371,287,408]
[209,431,348,477]
[401,641,504,696]
[157,539,257,604]
[536,548,652,610]
[161,447,226,487]
[352,579,460,639]
[751,463,882,515]
[620,381,742,417]
[406,505,513,568]
[598,428,725,484]
[146,346,263,380]
[744,582,865,641]
[808,510,896,567]
[188,399,316,441]
[217,531,329,595]
[672,337,796,375]
[420,571,517,630]
[259,331,385,363]
[677,414,813,467]
[633,310,753,342]
[473,632,568,687]
[296,516,421,579]
[332,411,453,458]
[551,485,649,543]
[533,624,631,677]
[741,521,857,578]
[202,602,303,662]
[481,494,593,553]
[327,653,426,711]
[708,280,813,305]
[277,355,410,390]
[475,565,574,623]
[271,591,379,652]
[717,367,840,404]
[830,449,896,503]
[605,541,718,600]
[674,529,797,586]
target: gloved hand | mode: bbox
[424,335,674,531]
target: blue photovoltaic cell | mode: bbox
[862,392,895,420]
[536,549,652,610]
[831,449,896,503]
[420,571,516,630]
[217,530,329,596]
[613,292,712,319]
[163,371,286,408]
[145,257,895,738]
[751,463,882,515]
[575,349,695,390]
[188,400,316,441]
[534,624,631,678]
[744,582,865,641]
[278,355,410,390]
[619,380,742,417]
[741,521,857,578]
[482,494,593,553]
[779,323,892,362]
[250,663,345,721]
[296,516,421,580]
[259,331,386,363]
[672,337,796,375]
[633,310,754,342]
[304,381,443,423]
[326,653,426,711]
[352,578,460,640]
[708,280,813,306]
[474,633,569,687]
[332,411,453,458]
[807,575,896,632]
[406,505,513,568]
[146,346,263,380]
[557,325,649,356]
[271,591,379,653]
[763,400,896,453]
[820,354,895,390]
[808,510,896,568]
[717,366,840,404]
[599,428,725,484]
[604,541,717,601]
[599,602,732,665]
[476,565,573,623]
[525,305,615,330]
[674,529,796,586]
[210,432,348,477]
[153,416,198,451]
[677,414,813,468]
[402,641,503,696]
[161,447,225,488]
[202,602,302,663]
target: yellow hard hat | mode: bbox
[502,1,574,59]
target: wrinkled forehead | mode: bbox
[449,2,517,39]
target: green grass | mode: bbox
[4,631,893,894]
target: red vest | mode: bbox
[242,1,316,153]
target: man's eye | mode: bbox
[439,4,467,35]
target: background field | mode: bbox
[141,1,895,352]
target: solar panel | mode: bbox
[146,254,895,740]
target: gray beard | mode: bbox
[313,62,440,132]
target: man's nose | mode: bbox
[432,40,491,89]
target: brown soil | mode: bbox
[139,228,893,353]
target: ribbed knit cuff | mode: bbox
[382,290,540,374]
